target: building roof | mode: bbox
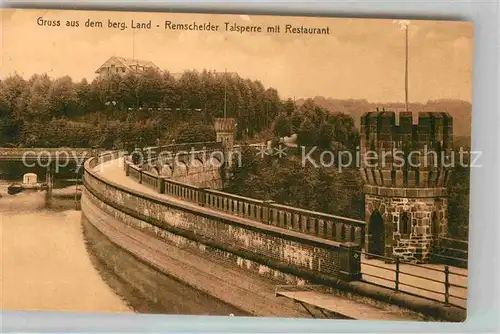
[95,56,160,74]
[116,57,160,70]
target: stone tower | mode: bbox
[214,118,236,169]
[360,111,453,263]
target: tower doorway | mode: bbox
[368,210,385,256]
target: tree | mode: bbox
[1,74,28,120]
[25,74,52,120]
[179,70,203,109]
[75,78,92,115]
[47,76,77,117]
[161,71,179,107]
[273,113,292,137]
[137,68,164,107]
[297,118,318,147]
[283,98,296,116]
[171,121,216,143]
[317,121,334,150]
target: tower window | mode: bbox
[370,140,376,152]
[400,212,411,234]
[432,212,439,235]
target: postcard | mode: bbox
[0,8,472,322]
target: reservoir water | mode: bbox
[0,180,248,316]
[0,181,131,313]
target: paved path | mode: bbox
[360,256,467,309]
[276,290,406,320]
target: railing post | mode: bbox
[199,187,207,207]
[444,265,450,306]
[360,225,366,249]
[157,177,165,194]
[263,200,275,224]
[395,256,400,291]
[339,242,362,281]
[125,161,130,176]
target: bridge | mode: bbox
[0,147,96,163]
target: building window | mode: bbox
[400,212,410,234]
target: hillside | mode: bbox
[295,97,472,138]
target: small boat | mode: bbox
[7,182,48,195]
[22,182,48,191]
[7,183,23,195]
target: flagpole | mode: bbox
[224,68,227,118]
[404,25,409,113]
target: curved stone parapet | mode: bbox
[129,141,225,189]
[82,151,465,321]
[82,151,365,316]
[124,156,366,246]
[84,152,362,280]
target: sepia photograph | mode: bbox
[0,8,472,322]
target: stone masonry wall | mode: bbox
[84,159,361,283]
[359,111,453,264]
[365,192,448,263]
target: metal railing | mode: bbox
[430,236,469,269]
[358,251,467,309]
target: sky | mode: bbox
[1,9,473,102]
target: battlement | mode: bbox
[360,167,452,189]
[214,118,236,133]
[360,111,453,151]
[359,110,454,187]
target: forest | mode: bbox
[0,69,283,147]
[0,69,470,239]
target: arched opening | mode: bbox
[368,210,384,256]
[431,212,439,235]
[400,212,411,235]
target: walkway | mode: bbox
[91,157,466,314]
[361,257,467,309]
[275,287,406,320]
[89,157,419,320]
[89,159,312,318]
